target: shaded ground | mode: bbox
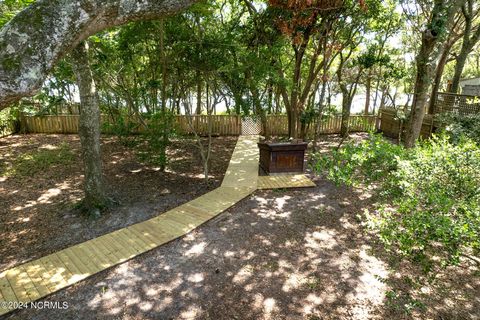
[0,134,236,271]
[1,133,478,319]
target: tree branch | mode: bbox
[0,0,198,109]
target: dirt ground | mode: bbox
[1,134,479,320]
[0,134,236,271]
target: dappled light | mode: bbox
[2,131,478,319]
[7,178,401,319]
[1,0,480,317]
[0,134,237,273]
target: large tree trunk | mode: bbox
[404,0,466,148]
[0,0,198,109]
[71,41,108,215]
[404,30,437,148]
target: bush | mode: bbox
[102,112,139,147]
[311,133,404,186]
[437,113,480,144]
[376,135,480,273]
[136,111,175,169]
[312,133,480,275]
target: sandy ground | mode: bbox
[0,134,236,271]
[1,134,478,320]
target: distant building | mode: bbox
[459,77,480,96]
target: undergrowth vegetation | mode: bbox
[103,111,175,169]
[312,133,480,277]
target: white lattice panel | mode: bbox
[241,117,261,135]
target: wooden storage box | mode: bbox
[258,141,308,174]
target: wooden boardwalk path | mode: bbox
[0,135,314,316]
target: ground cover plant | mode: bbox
[0,142,75,177]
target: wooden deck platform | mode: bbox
[257,174,316,189]
[0,135,315,316]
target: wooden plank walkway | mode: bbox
[257,174,316,190]
[0,135,314,316]
[221,135,260,188]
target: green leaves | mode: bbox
[0,0,35,27]
[311,133,404,186]
[312,133,480,276]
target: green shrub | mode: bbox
[376,136,480,272]
[437,113,480,144]
[102,113,139,147]
[311,133,404,186]
[136,111,175,169]
[312,133,480,275]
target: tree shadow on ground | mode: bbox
[3,134,478,320]
[7,178,389,320]
[0,134,236,271]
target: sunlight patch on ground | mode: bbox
[37,188,62,203]
[304,228,338,250]
[179,305,201,320]
[187,273,204,283]
[232,264,254,284]
[263,297,279,319]
[253,196,269,206]
[38,144,58,150]
[184,242,207,256]
[348,247,388,303]
[282,273,302,292]
[274,195,292,211]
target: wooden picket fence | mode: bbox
[18,115,243,135]
[379,107,438,139]
[266,114,377,136]
[175,115,241,135]
[19,114,378,136]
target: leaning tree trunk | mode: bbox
[0,0,198,109]
[364,71,372,115]
[450,0,480,94]
[340,90,352,138]
[450,48,474,93]
[429,41,454,113]
[71,41,108,214]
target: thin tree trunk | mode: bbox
[340,85,351,138]
[450,49,471,93]
[71,41,108,215]
[450,0,480,93]
[313,77,328,152]
[160,19,167,112]
[196,71,202,114]
[159,18,168,172]
[364,71,371,115]
[429,42,454,113]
